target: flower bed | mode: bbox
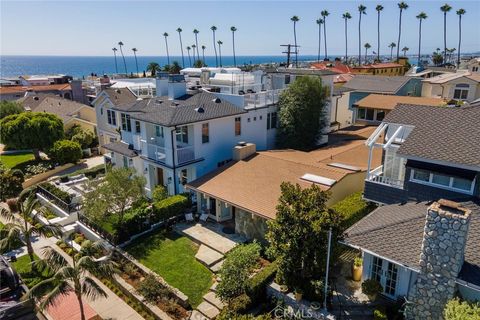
[38,182,72,204]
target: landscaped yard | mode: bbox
[11,253,53,290]
[0,152,35,169]
[125,231,213,307]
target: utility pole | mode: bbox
[324,227,332,311]
[281,44,299,68]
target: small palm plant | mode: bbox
[29,241,117,320]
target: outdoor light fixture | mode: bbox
[168,177,172,184]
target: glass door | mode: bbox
[384,262,398,298]
[371,257,383,282]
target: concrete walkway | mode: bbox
[48,155,104,179]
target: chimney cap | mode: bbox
[237,141,247,146]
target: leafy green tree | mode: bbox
[82,167,145,231]
[169,61,182,74]
[29,242,116,320]
[276,76,328,150]
[152,185,168,203]
[193,59,205,68]
[66,125,95,149]
[266,182,342,292]
[217,242,261,303]
[49,140,82,164]
[146,62,161,77]
[0,100,23,119]
[444,298,480,320]
[0,163,24,201]
[0,112,63,160]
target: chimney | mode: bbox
[407,200,471,320]
[155,72,169,97]
[167,74,187,100]
[232,142,256,161]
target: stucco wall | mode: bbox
[327,171,367,206]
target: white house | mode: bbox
[421,71,480,102]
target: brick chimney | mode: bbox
[232,142,256,161]
[407,199,471,320]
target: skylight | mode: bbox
[327,163,361,172]
[300,174,336,186]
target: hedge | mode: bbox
[152,194,190,222]
[38,182,72,204]
[246,260,278,301]
[331,192,376,230]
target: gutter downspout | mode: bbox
[171,127,178,194]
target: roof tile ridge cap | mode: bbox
[313,140,365,162]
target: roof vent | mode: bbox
[33,96,39,101]
[155,99,163,104]
[300,173,336,187]
[170,102,179,107]
[213,98,221,103]
[128,144,134,150]
[136,97,143,101]
[195,106,205,113]
[115,89,121,94]
[237,141,247,146]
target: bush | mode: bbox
[6,198,18,212]
[152,194,190,222]
[137,273,172,303]
[0,101,23,119]
[0,167,24,201]
[444,298,480,320]
[246,260,278,301]
[361,279,383,296]
[24,163,51,176]
[374,308,388,320]
[354,257,363,267]
[332,192,377,231]
[152,185,168,202]
[49,140,82,165]
[38,182,72,204]
[228,294,252,314]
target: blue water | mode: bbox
[0,55,320,78]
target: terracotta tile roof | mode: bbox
[187,139,382,219]
[46,291,97,320]
[354,94,446,110]
[0,84,71,95]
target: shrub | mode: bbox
[24,163,51,176]
[354,257,363,267]
[38,182,72,204]
[246,260,278,301]
[124,262,139,279]
[137,273,171,303]
[374,309,388,320]
[71,129,95,149]
[361,279,383,296]
[6,198,18,212]
[444,298,480,320]
[228,294,252,314]
[152,185,168,202]
[152,194,190,222]
[0,167,24,201]
[332,192,377,231]
[0,101,23,119]
[49,140,82,165]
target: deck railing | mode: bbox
[37,185,81,213]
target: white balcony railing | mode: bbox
[367,165,404,189]
[177,146,195,164]
[244,89,284,109]
[145,143,167,163]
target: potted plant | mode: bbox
[294,288,303,301]
[279,285,289,293]
[361,279,383,301]
[352,257,363,281]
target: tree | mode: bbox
[217,41,223,67]
[193,59,204,68]
[342,13,351,62]
[112,47,118,73]
[49,140,82,164]
[290,16,299,67]
[316,18,323,62]
[193,29,200,60]
[146,62,160,77]
[444,298,480,320]
[29,242,116,320]
[441,3,452,66]
[191,44,197,63]
[231,26,237,67]
[266,182,342,292]
[163,32,170,65]
[276,76,328,150]
[152,185,168,203]
[186,46,192,67]
[0,100,23,119]
[170,61,182,74]
[0,191,61,266]
[0,112,63,160]
[375,5,384,62]
[216,242,261,303]
[396,2,409,60]
[176,28,185,68]
[211,26,218,67]
[416,12,428,66]
[358,5,367,65]
[320,11,329,60]
[402,46,409,57]
[388,42,397,60]
[82,167,145,232]
[364,43,371,64]
[201,45,206,65]
[118,41,128,74]
[66,125,95,149]
[0,163,24,201]
[456,9,466,66]
[131,48,139,76]
[432,50,444,66]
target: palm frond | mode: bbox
[0,207,16,223]
[41,246,68,271]
[38,281,72,310]
[0,226,24,251]
[81,277,108,301]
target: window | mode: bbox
[453,84,469,100]
[121,113,131,132]
[235,117,241,136]
[432,173,450,186]
[100,108,103,115]
[180,169,188,185]
[202,123,209,143]
[410,169,475,194]
[123,156,128,168]
[176,126,188,143]
[412,169,430,182]
[107,110,116,126]
[135,121,141,134]
[376,110,385,121]
[267,113,271,130]
[452,177,473,191]
[155,125,164,138]
[357,108,366,120]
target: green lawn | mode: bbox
[125,231,213,307]
[0,152,35,169]
[11,253,53,290]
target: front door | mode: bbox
[370,257,399,298]
[157,167,164,186]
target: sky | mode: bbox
[1,0,479,57]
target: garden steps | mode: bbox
[209,260,224,273]
[202,291,225,310]
[196,300,220,319]
[195,244,224,267]
[189,310,209,320]
[209,282,218,292]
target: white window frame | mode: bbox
[409,169,475,195]
[453,83,470,101]
[107,109,117,126]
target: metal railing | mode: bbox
[367,166,404,189]
[144,142,167,163]
[244,89,284,109]
[177,146,195,164]
[37,185,81,213]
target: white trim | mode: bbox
[398,154,480,172]
[409,169,476,195]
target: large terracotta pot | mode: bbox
[367,293,378,301]
[352,265,362,281]
[294,292,303,301]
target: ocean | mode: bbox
[0,55,321,78]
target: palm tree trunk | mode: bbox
[377,12,381,61]
[457,15,462,66]
[195,35,200,61]
[396,10,402,60]
[119,47,127,74]
[113,52,118,73]
[165,37,170,65]
[358,14,362,65]
[187,51,191,67]
[76,291,86,320]
[318,23,321,62]
[212,31,218,67]
[390,47,393,60]
[365,48,367,64]
[218,44,222,67]
[444,13,447,65]
[202,49,205,66]
[418,20,422,66]
[134,53,139,76]
[179,33,185,68]
[344,19,347,62]
[323,18,328,60]
[232,32,236,67]
[32,148,41,161]
[293,22,298,67]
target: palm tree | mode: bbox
[316,18,323,62]
[170,61,182,74]
[396,2,409,60]
[375,5,384,61]
[217,40,223,67]
[191,44,197,64]
[358,5,367,65]
[131,48,139,76]
[118,41,127,74]
[364,43,371,64]
[112,48,118,73]
[440,4,452,65]
[321,10,329,60]
[402,46,409,56]
[193,29,200,60]
[388,42,397,60]
[163,32,170,65]
[290,16,299,67]
[176,28,185,68]
[416,12,428,66]
[201,45,206,66]
[456,9,466,66]
[342,13,351,63]
[0,191,61,267]
[211,26,218,67]
[146,62,160,76]
[29,242,116,320]
[230,26,237,67]
[186,46,192,67]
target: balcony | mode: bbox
[177,145,195,164]
[145,142,167,163]
[367,165,404,189]
[244,89,284,109]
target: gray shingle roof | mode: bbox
[343,75,413,94]
[115,91,246,127]
[383,104,480,167]
[343,200,480,286]
[103,88,138,108]
[103,141,138,157]
[18,95,92,123]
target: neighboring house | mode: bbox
[351,60,409,76]
[466,57,480,73]
[421,71,480,103]
[18,74,72,86]
[352,94,446,125]
[0,84,73,101]
[18,94,97,132]
[187,136,382,240]
[330,86,355,130]
[94,74,281,197]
